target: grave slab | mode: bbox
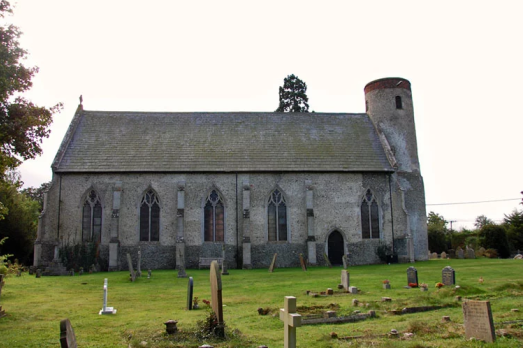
[462,300,496,342]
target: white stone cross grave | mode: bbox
[279,296,302,348]
[99,278,117,315]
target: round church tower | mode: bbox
[364,77,420,174]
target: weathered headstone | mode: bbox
[462,300,496,342]
[406,266,418,286]
[349,286,358,294]
[137,249,142,277]
[279,296,302,348]
[99,278,117,315]
[299,254,307,271]
[126,253,136,282]
[221,245,229,275]
[147,269,152,278]
[59,318,77,348]
[341,270,350,292]
[36,269,42,278]
[210,261,224,336]
[457,247,464,259]
[268,253,277,273]
[441,251,447,259]
[431,252,438,259]
[466,247,475,259]
[342,254,348,269]
[323,252,332,268]
[185,276,194,310]
[442,266,455,286]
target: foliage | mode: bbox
[428,229,447,253]
[0,236,12,274]
[479,224,511,258]
[21,181,51,210]
[375,243,395,263]
[0,0,62,176]
[427,211,447,232]
[504,209,523,251]
[275,74,309,112]
[474,214,494,229]
[196,308,225,340]
[484,248,498,258]
[0,171,40,264]
[59,242,100,271]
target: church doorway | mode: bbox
[327,230,344,265]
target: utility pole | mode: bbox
[449,220,457,231]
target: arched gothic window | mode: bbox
[82,190,102,242]
[140,190,160,241]
[361,189,380,239]
[204,190,224,242]
[268,189,287,241]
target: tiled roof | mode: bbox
[53,109,393,173]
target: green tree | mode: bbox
[427,211,448,252]
[21,181,51,210]
[504,209,523,252]
[479,224,510,258]
[0,1,62,177]
[0,171,40,264]
[474,215,494,229]
[275,74,310,112]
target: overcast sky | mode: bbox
[8,0,522,229]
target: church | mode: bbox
[33,77,428,270]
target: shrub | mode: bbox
[59,242,99,271]
[428,230,447,253]
[480,225,511,258]
[484,248,498,258]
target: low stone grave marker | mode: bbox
[323,252,332,268]
[147,269,152,278]
[431,252,438,259]
[210,261,225,337]
[456,247,464,259]
[59,318,77,348]
[36,269,42,278]
[268,253,277,273]
[441,251,447,259]
[342,254,348,269]
[341,270,350,292]
[462,300,496,342]
[99,278,117,315]
[126,253,136,282]
[406,266,418,286]
[442,266,455,286]
[186,277,193,310]
[349,286,358,294]
[221,244,229,275]
[302,310,375,325]
[466,247,475,259]
[279,296,302,348]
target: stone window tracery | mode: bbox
[361,189,380,239]
[140,189,160,241]
[82,190,102,242]
[204,190,224,242]
[268,189,288,241]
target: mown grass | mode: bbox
[1,258,522,347]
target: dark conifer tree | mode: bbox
[275,74,309,112]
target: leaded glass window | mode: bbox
[204,190,224,242]
[268,189,287,241]
[361,189,380,239]
[82,190,102,242]
[140,190,160,241]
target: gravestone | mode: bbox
[342,254,348,269]
[299,254,307,271]
[441,251,447,259]
[462,300,496,342]
[457,247,464,259]
[431,252,438,259]
[341,270,350,292]
[99,278,117,315]
[186,277,193,310]
[221,245,229,275]
[478,247,486,257]
[177,248,187,278]
[406,266,418,286]
[268,253,277,273]
[279,296,302,348]
[126,253,136,282]
[442,266,455,286]
[323,252,332,268]
[36,269,42,278]
[59,318,77,348]
[210,261,224,337]
[466,247,475,259]
[147,269,152,278]
[137,249,142,277]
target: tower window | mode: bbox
[395,96,403,109]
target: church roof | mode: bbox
[52,108,394,173]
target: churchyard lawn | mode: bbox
[1,258,523,347]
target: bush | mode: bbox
[428,230,447,253]
[59,242,99,271]
[480,225,511,258]
[375,243,395,263]
[484,248,498,258]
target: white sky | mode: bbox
[8,0,523,230]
